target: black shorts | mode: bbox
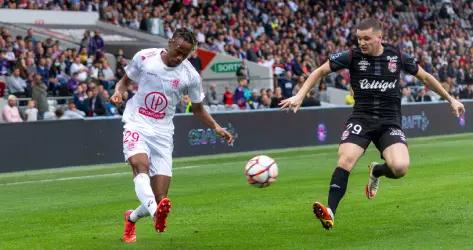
[339,118,407,153]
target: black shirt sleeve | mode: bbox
[329,50,351,72]
[401,52,419,75]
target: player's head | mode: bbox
[356,18,383,55]
[167,28,197,67]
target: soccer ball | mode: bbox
[244,155,278,188]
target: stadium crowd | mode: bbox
[1,0,473,123]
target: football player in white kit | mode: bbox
[110,28,234,243]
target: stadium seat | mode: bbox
[0,81,6,97]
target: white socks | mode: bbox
[133,173,157,217]
[129,203,150,222]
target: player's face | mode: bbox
[167,38,194,67]
[356,28,382,56]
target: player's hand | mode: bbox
[215,126,234,146]
[279,95,303,113]
[449,98,465,117]
[110,92,123,106]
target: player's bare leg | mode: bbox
[366,143,410,199]
[122,153,158,242]
[314,143,364,230]
[151,175,172,232]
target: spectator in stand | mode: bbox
[236,59,249,81]
[70,55,88,82]
[64,101,85,119]
[222,85,233,107]
[259,92,272,109]
[302,89,321,107]
[115,56,127,80]
[401,86,415,103]
[73,83,89,113]
[80,30,91,51]
[6,67,27,97]
[459,83,473,99]
[415,87,432,102]
[24,28,37,44]
[176,95,192,113]
[2,95,22,123]
[234,78,250,109]
[270,87,284,108]
[278,71,294,99]
[88,30,105,57]
[86,86,107,116]
[0,49,9,76]
[316,81,330,103]
[204,83,219,106]
[31,74,49,120]
[24,99,38,122]
[247,89,261,109]
[36,57,49,84]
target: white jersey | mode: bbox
[123,48,204,132]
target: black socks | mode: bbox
[372,163,399,179]
[327,167,350,214]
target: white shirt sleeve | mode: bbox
[125,50,144,82]
[188,69,205,103]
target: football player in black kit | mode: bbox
[280,18,465,230]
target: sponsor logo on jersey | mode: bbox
[387,55,398,73]
[330,52,343,60]
[389,128,406,141]
[358,59,370,71]
[139,91,168,119]
[141,51,158,61]
[146,71,158,77]
[359,79,397,92]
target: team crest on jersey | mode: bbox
[358,59,370,71]
[170,79,180,89]
[139,92,168,119]
[387,55,398,73]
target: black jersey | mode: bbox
[329,44,418,127]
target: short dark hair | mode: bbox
[356,18,383,32]
[172,28,197,49]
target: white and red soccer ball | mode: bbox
[244,155,278,188]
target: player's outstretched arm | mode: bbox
[415,66,465,117]
[110,74,133,106]
[191,102,234,145]
[279,61,331,113]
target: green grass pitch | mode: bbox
[1,133,472,249]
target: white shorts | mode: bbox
[122,123,174,177]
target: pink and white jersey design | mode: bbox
[123,48,204,132]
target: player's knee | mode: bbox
[128,157,149,173]
[388,160,409,178]
[337,155,357,171]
